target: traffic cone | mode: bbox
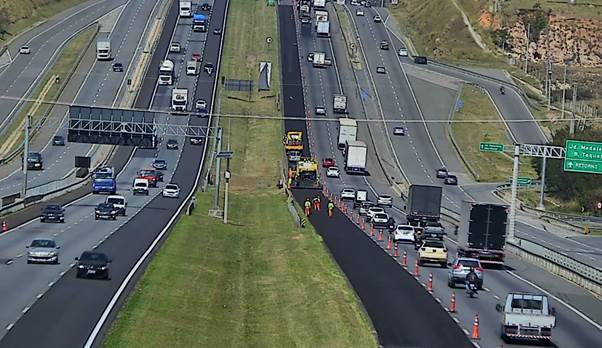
[370,223,375,237]
[471,314,480,340]
[448,292,457,313]
[427,273,433,293]
[1,221,7,233]
[360,219,365,231]
[402,251,408,268]
[378,229,384,241]
[414,260,420,276]
[386,235,392,250]
[394,242,399,257]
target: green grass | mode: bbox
[333,4,362,70]
[503,0,602,21]
[0,0,88,44]
[451,84,537,182]
[102,1,377,347]
[0,24,96,155]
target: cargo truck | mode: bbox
[179,1,192,17]
[158,59,174,85]
[193,13,207,32]
[315,10,328,29]
[337,118,357,149]
[316,21,330,37]
[458,201,508,264]
[171,88,188,112]
[186,60,199,75]
[96,39,111,60]
[405,185,442,226]
[312,52,331,67]
[345,140,367,174]
[92,167,116,194]
[496,293,556,344]
[333,95,347,113]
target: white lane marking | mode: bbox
[5,323,14,331]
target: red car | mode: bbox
[137,168,160,187]
[191,53,201,61]
[322,158,335,168]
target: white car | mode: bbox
[196,99,207,110]
[162,183,180,198]
[356,9,364,16]
[326,166,340,178]
[105,195,127,216]
[373,15,382,23]
[169,42,181,53]
[377,194,393,207]
[133,178,149,196]
[366,206,384,221]
[398,48,408,57]
[372,212,390,226]
[393,126,405,136]
[376,66,386,74]
[340,188,355,200]
[315,106,326,115]
[394,225,415,243]
[19,45,31,54]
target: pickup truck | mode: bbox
[496,293,556,344]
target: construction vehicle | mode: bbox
[288,157,321,189]
[284,131,303,152]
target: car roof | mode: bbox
[166,183,179,188]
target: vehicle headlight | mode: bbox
[100,266,107,270]
[77,265,85,269]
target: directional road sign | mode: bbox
[507,176,532,185]
[479,142,504,153]
[564,140,602,174]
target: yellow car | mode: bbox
[417,239,448,267]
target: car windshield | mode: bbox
[106,198,123,204]
[397,226,413,232]
[166,185,178,190]
[139,170,155,176]
[31,240,55,248]
[370,207,383,212]
[135,182,147,187]
[45,204,61,211]
[81,252,107,262]
[154,160,166,165]
[458,259,480,268]
[511,298,543,311]
[425,241,445,248]
[379,195,391,199]
[167,139,177,144]
[374,213,388,219]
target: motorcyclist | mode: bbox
[465,267,479,294]
[500,85,505,95]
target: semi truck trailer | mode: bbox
[405,185,442,226]
[458,201,508,264]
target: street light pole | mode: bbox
[21,115,31,199]
[538,154,547,210]
[223,158,230,224]
[507,144,521,242]
[213,128,223,210]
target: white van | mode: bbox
[186,60,199,75]
[106,195,127,216]
[133,178,149,196]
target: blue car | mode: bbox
[152,159,167,170]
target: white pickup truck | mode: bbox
[496,293,556,344]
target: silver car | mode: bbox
[27,239,60,264]
[377,194,393,207]
[448,257,484,289]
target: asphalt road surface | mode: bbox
[294,2,602,346]
[0,0,226,346]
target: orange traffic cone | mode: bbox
[378,229,384,241]
[448,292,457,313]
[386,236,392,250]
[1,221,7,233]
[471,314,480,340]
[360,219,365,231]
[394,242,399,257]
[427,273,433,293]
[414,260,420,276]
[370,223,375,237]
[401,251,407,268]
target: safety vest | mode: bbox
[305,200,311,208]
[328,202,334,210]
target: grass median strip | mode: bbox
[451,84,536,182]
[102,1,376,347]
[0,24,97,157]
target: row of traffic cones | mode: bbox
[1,221,7,233]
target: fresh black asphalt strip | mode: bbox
[278,4,472,347]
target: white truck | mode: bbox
[333,95,347,113]
[313,0,326,8]
[496,293,556,344]
[179,1,192,17]
[345,140,367,174]
[158,59,174,85]
[186,60,199,75]
[316,21,330,37]
[312,52,331,67]
[315,10,328,29]
[338,118,357,149]
[171,88,188,112]
[96,39,111,60]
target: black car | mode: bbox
[152,159,167,170]
[200,3,211,11]
[204,62,214,75]
[190,137,203,145]
[112,62,124,72]
[166,139,178,149]
[26,152,43,170]
[95,203,118,220]
[75,251,111,279]
[414,56,428,64]
[444,174,458,185]
[40,204,65,223]
[52,135,65,146]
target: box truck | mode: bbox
[345,140,367,174]
[338,118,357,149]
[458,201,508,264]
[405,185,442,226]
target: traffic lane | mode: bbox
[0,0,128,128]
[293,189,472,347]
[422,63,547,144]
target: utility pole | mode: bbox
[213,127,223,210]
[570,84,577,135]
[546,60,552,110]
[223,158,231,224]
[538,154,547,210]
[21,115,31,199]
[561,64,567,117]
[524,23,530,74]
[507,144,521,242]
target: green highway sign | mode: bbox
[564,140,602,174]
[479,142,504,153]
[507,177,532,185]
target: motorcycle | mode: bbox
[500,86,506,95]
[466,281,478,298]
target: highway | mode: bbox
[0,0,227,346]
[0,0,162,200]
[294,2,602,346]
